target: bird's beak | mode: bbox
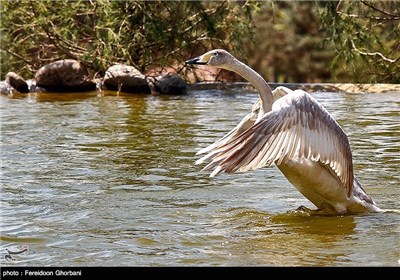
[185,53,211,65]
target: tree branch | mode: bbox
[361,1,400,20]
[336,0,400,21]
[351,40,396,63]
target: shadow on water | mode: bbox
[211,208,358,266]
[271,211,356,236]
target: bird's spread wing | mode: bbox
[196,86,293,156]
[196,98,261,156]
[196,90,354,197]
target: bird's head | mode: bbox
[185,49,235,70]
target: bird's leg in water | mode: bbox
[286,205,315,216]
[296,205,313,212]
[294,205,321,215]
[295,203,339,215]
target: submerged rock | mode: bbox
[152,73,188,95]
[5,72,29,93]
[35,59,96,92]
[103,64,150,93]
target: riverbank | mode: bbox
[189,82,400,94]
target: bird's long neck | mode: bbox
[227,59,273,113]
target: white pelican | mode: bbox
[186,49,382,214]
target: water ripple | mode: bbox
[1,91,399,266]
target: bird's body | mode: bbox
[186,49,381,214]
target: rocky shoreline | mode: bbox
[1,59,399,96]
[0,59,188,96]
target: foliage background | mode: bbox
[1,0,399,83]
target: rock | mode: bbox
[27,79,47,93]
[103,64,150,93]
[152,73,188,95]
[0,81,16,95]
[5,72,29,93]
[35,59,96,92]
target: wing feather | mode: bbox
[196,87,294,156]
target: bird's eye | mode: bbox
[212,52,218,56]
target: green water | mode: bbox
[1,89,399,266]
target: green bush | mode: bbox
[1,0,399,83]
[319,1,400,83]
[0,0,257,80]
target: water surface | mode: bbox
[1,89,399,266]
